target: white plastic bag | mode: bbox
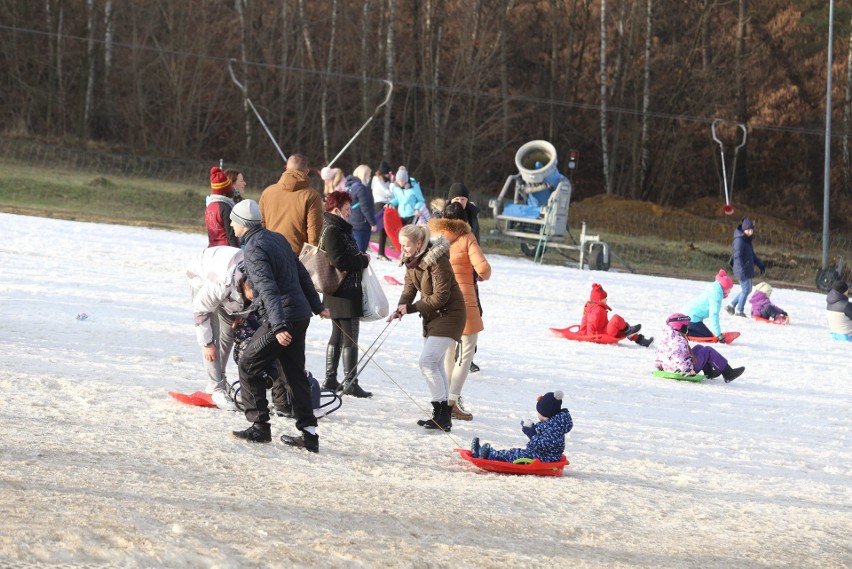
[361,264,389,321]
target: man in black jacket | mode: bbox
[229,199,329,452]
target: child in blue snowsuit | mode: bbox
[470,391,572,463]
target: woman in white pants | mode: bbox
[429,201,491,421]
[388,225,466,432]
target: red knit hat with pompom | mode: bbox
[590,283,607,302]
[210,167,232,195]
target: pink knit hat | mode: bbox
[716,269,733,294]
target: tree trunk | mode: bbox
[499,0,513,147]
[382,0,396,162]
[701,0,712,71]
[235,0,251,158]
[733,0,749,192]
[321,0,339,163]
[361,0,371,162]
[639,0,653,200]
[83,0,97,138]
[103,0,114,102]
[600,0,612,194]
[843,12,852,196]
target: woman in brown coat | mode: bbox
[429,202,492,421]
[388,224,466,431]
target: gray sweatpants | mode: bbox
[203,308,236,393]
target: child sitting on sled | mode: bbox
[579,283,653,346]
[470,391,573,463]
[655,314,745,382]
[749,282,789,323]
[681,270,734,342]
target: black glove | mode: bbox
[717,334,727,344]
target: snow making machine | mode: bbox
[488,140,612,270]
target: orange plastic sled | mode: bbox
[549,325,622,344]
[753,315,789,326]
[687,331,741,344]
[454,449,569,476]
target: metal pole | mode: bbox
[822,0,834,269]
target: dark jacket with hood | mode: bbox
[731,223,765,280]
[826,288,852,336]
[242,225,323,333]
[344,176,377,232]
[321,212,370,319]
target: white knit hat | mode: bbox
[230,199,261,227]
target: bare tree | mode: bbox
[235,0,251,156]
[320,0,339,163]
[382,0,396,161]
[638,0,653,199]
[733,0,749,191]
[600,0,612,194]
[83,0,97,137]
[844,11,852,195]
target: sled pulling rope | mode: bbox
[227,58,288,163]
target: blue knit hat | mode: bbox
[536,391,564,418]
[741,217,754,231]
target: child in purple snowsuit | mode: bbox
[470,391,572,463]
[749,282,789,322]
[655,314,745,382]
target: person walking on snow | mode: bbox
[387,224,466,432]
[228,199,330,451]
[726,217,765,317]
[344,165,378,253]
[579,283,652,346]
[826,280,852,341]
[470,391,573,463]
[655,313,745,382]
[428,201,492,421]
[682,270,734,342]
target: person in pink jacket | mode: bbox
[428,202,492,421]
[655,314,745,382]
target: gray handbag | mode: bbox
[299,227,345,294]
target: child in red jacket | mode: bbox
[579,283,653,347]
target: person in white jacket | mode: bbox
[185,246,252,408]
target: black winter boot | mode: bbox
[281,430,319,453]
[622,323,642,337]
[322,345,342,392]
[341,347,372,398]
[231,422,272,443]
[417,402,441,426]
[722,365,745,383]
[423,401,452,432]
[634,334,654,347]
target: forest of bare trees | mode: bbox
[0,0,849,231]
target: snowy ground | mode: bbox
[0,212,849,569]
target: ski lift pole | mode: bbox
[711,119,733,215]
[326,80,394,169]
[227,58,287,163]
[728,123,748,199]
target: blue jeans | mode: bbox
[353,228,371,253]
[729,278,752,314]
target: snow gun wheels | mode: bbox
[816,267,840,293]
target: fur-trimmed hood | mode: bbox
[418,235,452,267]
[428,218,471,242]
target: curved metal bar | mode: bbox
[327,80,394,168]
[227,58,287,162]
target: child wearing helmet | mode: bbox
[655,313,745,382]
[579,283,653,347]
[749,282,789,323]
[681,270,734,342]
[469,391,573,463]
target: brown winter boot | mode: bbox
[449,398,473,421]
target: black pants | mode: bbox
[238,318,317,431]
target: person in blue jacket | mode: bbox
[726,217,766,317]
[344,164,377,253]
[228,199,330,451]
[682,270,734,342]
[388,166,425,226]
[470,391,572,463]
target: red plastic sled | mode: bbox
[549,325,622,344]
[369,241,401,260]
[454,449,569,477]
[168,391,216,408]
[753,315,789,326]
[383,275,404,286]
[383,207,404,254]
[687,331,741,344]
